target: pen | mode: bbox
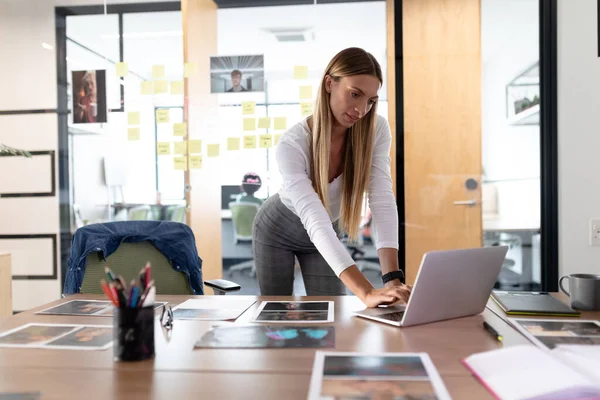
[104,266,117,282]
[483,321,503,342]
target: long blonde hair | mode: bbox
[311,48,382,242]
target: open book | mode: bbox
[463,345,600,400]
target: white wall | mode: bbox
[0,0,178,311]
[558,0,600,277]
[481,0,540,226]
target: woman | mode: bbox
[235,172,264,206]
[252,48,411,308]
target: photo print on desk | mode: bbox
[171,297,256,321]
[209,54,264,93]
[36,300,167,317]
[510,318,600,349]
[71,70,107,124]
[307,352,451,400]
[195,325,335,349]
[252,301,334,323]
[0,323,113,351]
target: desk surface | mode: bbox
[0,294,598,399]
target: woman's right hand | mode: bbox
[364,286,409,308]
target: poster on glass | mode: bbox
[72,70,107,124]
[210,55,264,93]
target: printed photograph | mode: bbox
[173,308,242,321]
[195,326,335,349]
[516,320,600,337]
[262,301,330,312]
[256,310,329,322]
[37,300,112,316]
[536,335,600,349]
[210,55,264,93]
[45,326,113,349]
[323,355,429,379]
[0,325,75,346]
[72,70,107,124]
[321,379,438,400]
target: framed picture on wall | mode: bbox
[71,70,108,124]
[210,54,265,93]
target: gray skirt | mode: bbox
[252,193,346,296]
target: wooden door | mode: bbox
[403,0,482,283]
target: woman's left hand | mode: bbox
[384,280,412,304]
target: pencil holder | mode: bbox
[113,306,155,362]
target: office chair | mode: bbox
[345,222,381,274]
[68,221,240,296]
[128,205,151,221]
[227,201,260,277]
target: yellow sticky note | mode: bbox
[174,156,187,171]
[154,80,168,94]
[242,101,256,115]
[207,144,220,157]
[156,109,169,124]
[127,112,140,125]
[173,123,187,136]
[128,127,140,141]
[274,134,282,145]
[188,140,202,154]
[170,81,184,95]
[174,141,187,155]
[258,117,271,129]
[227,137,240,151]
[299,85,313,99]
[259,134,272,149]
[190,155,202,169]
[293,65,308,80]
[140,81,153,95]
[243,118,256,131]
[157,142,171,155]
[116,62,128,77]
[152,65,165,79]
[244,135,257,149]
[184,62,197,78]
[301,102,313,116]
[274,117,287,130]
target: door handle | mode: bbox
[453,199,477,206]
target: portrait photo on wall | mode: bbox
[72,70,107,124]
[210,55,265,93]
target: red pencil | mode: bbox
[101,279,117,306]
[144,262,151,289]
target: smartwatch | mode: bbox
[382,270,405,285]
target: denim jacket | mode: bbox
[63,221,203,295]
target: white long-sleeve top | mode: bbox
[276,114,399,277]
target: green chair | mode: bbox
[169,205,187,223]
[229,202,260,243]
[128,205,151,221]
[81,242,192,295]
[228,202,260,277]
[80,241,239,295]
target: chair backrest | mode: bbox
[80,241,192,295]
[229,202,260,241]
[128,205,150,221]
[169,205,187,223]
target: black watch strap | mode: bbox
[382,270,405,285]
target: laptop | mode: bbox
[354,246,509,327]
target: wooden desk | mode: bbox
[0,252,11,317]
[0,294,598,399]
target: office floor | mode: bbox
[223,263,384,296]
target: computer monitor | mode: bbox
[221,185,241,209]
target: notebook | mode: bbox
[491,291,580,317]
[463,345,600,400]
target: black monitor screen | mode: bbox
[221,185,241,209]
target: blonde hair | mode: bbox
[311,47,382,242]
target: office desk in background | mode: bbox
[2,293,596,399]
